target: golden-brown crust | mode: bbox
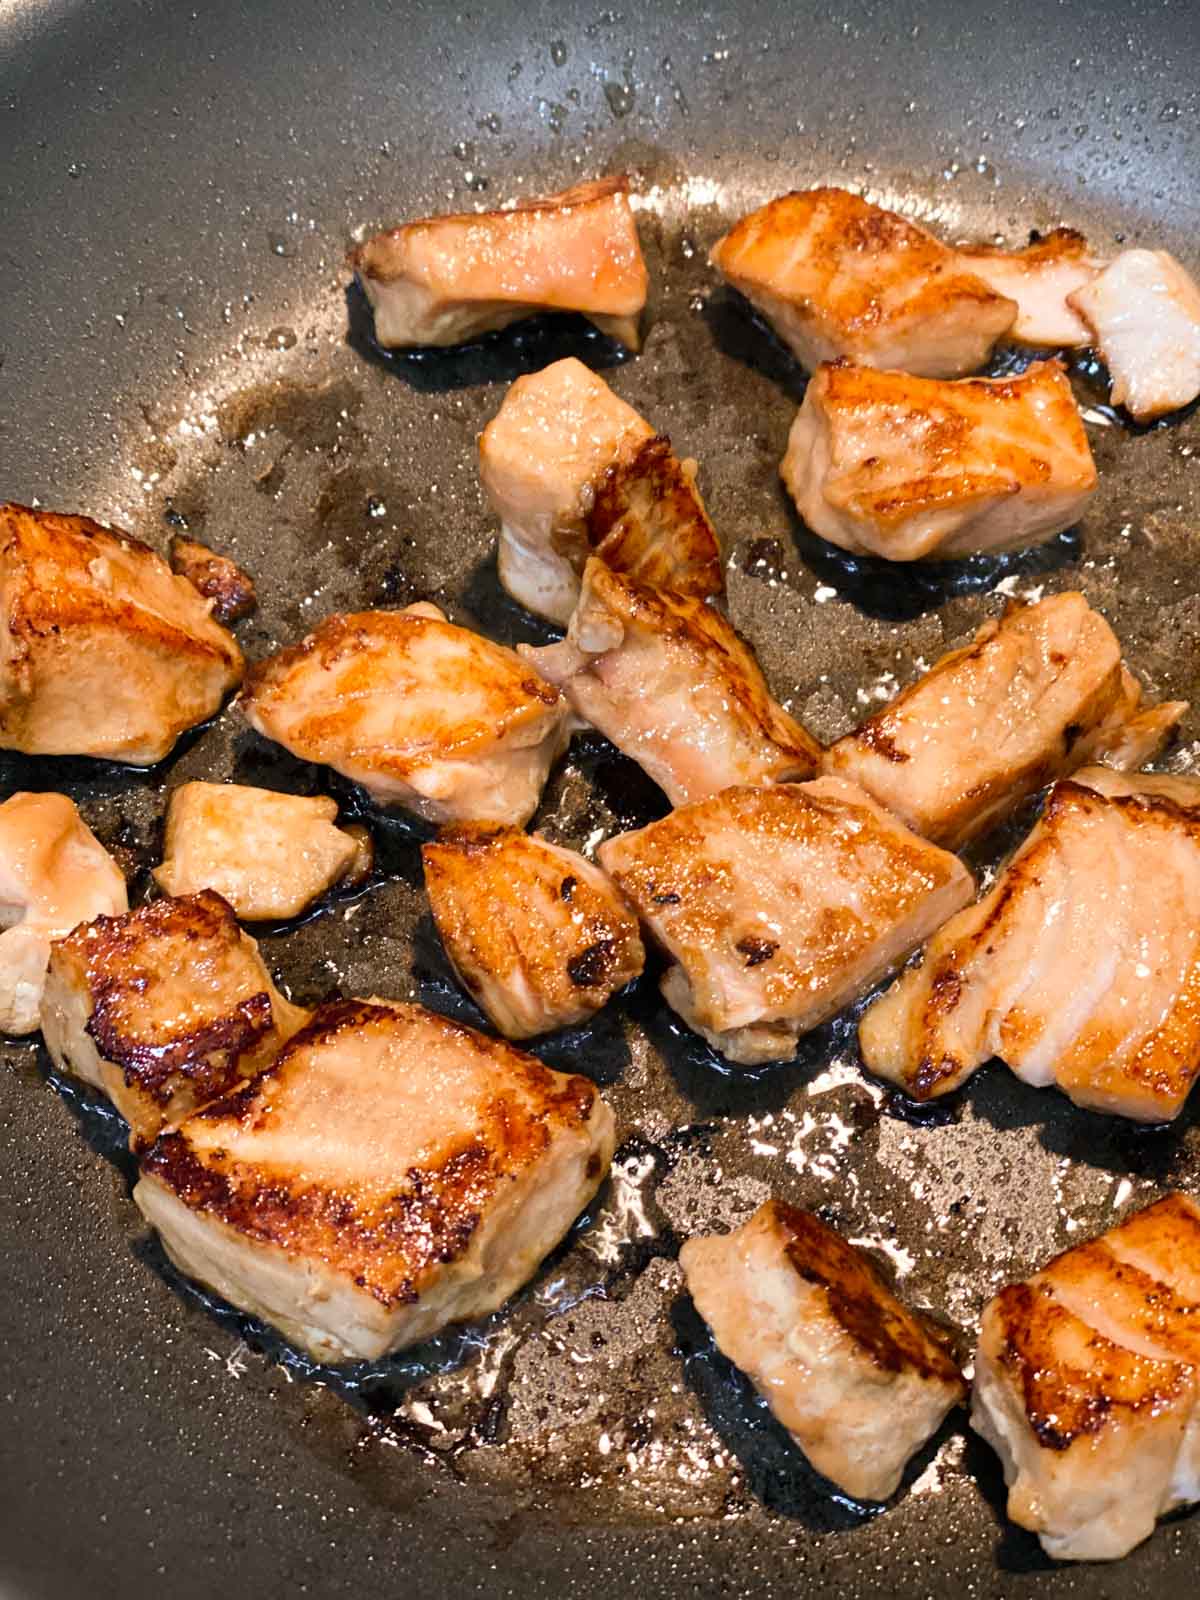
[769,1201,965,1387]
[51,889,299,1127]
[990,1280,1191,1451]
[586,435,724,602]
[712,187,1015,344]
[422,824,644,1033]
[169,535,257,622]
[960,226,1091,268]
[139,999,602,1307]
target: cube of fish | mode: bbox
[971,1194,1200,1560]
[1068,248,1200,421]
[154,781,371,921]
[859,769,1200,1120]
[524,558,820,805]
[240,604,569,826]
[134,998,616,1361]
[0,791,126,1035]
[423,822,644,1038]
[823,592,1186,850]
[0,503,243,765]
[681,1200,965,1501]
[351,176,647,350]
[781,359,1097,560]
[709,188,1017,378]
[41,891,308,1145]
[479,357,721,626]
[598,777,973,1065]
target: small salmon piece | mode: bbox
[169,535,257,622]
[479,358,722,625]
[351,175,648,350]
[134,998,616,1362]
[860,770,1200,1118]
[710,188,1017,378]
[423,823,644,1038]
[1068,248,1200,421]
[958,229,1100,347]
[598,777,973,1066]
[971,1194,1200,1561]
[681,1200,965,1501]
[0,792,126,1035]
[524,558,820,805]
[41,891,308,1146]
[240,603,569,826]
[781,359,1097,560]
[823,593,1186,850]
[0,504,243,765]
[154,781,372,921]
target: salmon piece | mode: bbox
[709,188,1017,378]
[860,770,1200,1118]
[41,891,308,1146]
[971,1194,1200,1561]
[0,792,126,1035]
[479,358,722,626]
[681,1200,965,1501]
[524,558,820,805]
[169,535,257,623]
[1068,248,1200,421]
[134,998,616,1362]
[823,593,1186,850]
[350,175,648,350]
[598,777,973,1065]
[958,229,1100,347]
[240,603,569,826]
[154,781,372,921]
[422,823,644,1038]
[0,504,243,764]
[781,359,1097,560]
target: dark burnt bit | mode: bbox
[559,875,577,902]
[88,989,276,1108]
[855,719,910,763]
[1061,721,1084,752]
[650,887,681,905]
[773,1201,964,1386]
[566,939,616,989]
[735,935,778,968]
[169,535,258,622]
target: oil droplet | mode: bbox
[265,326,297,350]
[267,233,291,258]
[550,39,568,65]
[367,497,387,519]
[603,78,635,118]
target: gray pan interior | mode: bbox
[2,1,1199,1595]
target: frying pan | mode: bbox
[2,0,1199,1594]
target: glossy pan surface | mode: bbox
[1,1,1199,1594]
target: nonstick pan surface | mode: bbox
[2,1,1200,1595]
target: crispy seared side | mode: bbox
[971,1194,1200,1561]
[423,823,644,1038]
[781,359,1097,560]
[710,187,1017,378]
[0,503,244,764]
[134,998,616,1361]
[586,434,724,603]
[681,1200,965,1501]
[41,890,308,1145]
